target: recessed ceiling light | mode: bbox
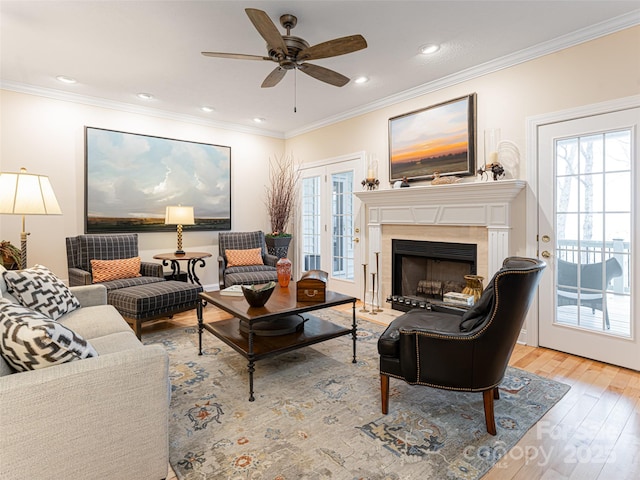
[201,106,214,113]
[419,44,440,55]
[137,92,154,100]
[253,117,265,124]
[354,76,369,84]
[56,75,77,84]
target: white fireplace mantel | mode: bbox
[355,179,526,276]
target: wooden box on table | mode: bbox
[296,270,328,303]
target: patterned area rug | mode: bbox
[144,309,570,479]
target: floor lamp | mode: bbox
[0,168,62,269]
[165,205,195,255]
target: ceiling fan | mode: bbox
[202,8,367,88]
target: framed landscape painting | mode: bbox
[85,127,231,233]
[389,93,476,182]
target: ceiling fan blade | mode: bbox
[245,8,289,57]
[298,63,350,87]
[297,35,367,62]
[201,52,270,61]
[261,67,287,88]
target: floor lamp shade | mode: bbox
[0,168,62,269]
[165,206,195,254]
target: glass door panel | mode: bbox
[298,158,362,298]
[332,171,354,280]
[301,176,321,271]
[538,107,639,370]
[555,130,631,335]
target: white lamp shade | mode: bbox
[0,169,62,215]
[164,205,195,225]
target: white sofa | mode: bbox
[0,268,170,480]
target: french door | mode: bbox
[298,156,363,298]
[537,107,640,370]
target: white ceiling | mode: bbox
[2,1,639,137]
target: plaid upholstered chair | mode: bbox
[218,231,279,288]
[66,234,164,288]
[66,234,202,339]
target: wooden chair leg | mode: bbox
[494,387,500,400]
[483,389,497,435]
[134,319,142,340]
[380,374,390,414]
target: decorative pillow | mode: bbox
[459,281,495,332]
[225,248,264,267]
[91,256,142,283]
[0,298,97,372]
[3,264,80,321]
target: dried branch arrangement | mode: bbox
[265,154,300,236]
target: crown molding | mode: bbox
[0,81,285,139]
[1,10,637,141]
[284,10,640,139]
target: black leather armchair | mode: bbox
[378,257,546,435]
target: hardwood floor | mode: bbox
[153,303,639,480]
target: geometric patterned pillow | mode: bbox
[0,298,98,372]
[226,248,264,267]
[2,264,81,321]
[90,256,142,283]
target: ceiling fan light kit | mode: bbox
[202,8,367,89]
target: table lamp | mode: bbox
[165,205,195,254]
[0,168,62,269]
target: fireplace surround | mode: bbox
[354,179,525,304]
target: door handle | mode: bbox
[353,237,360,243]
[541,250,551,259]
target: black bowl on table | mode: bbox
[241,281,276,308]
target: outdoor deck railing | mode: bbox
[557,238,630,294]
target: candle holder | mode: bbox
[360,264,369,312]
[374,252,383,312]
[478,129,505,181]
[370,272,377,315]
[362,153,380,190]
[484,129,501,168]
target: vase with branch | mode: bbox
[264,154,300,258]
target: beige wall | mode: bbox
[286,27,639,173]
[0,90,284,285]
[1,26,638,288]
[285,26,640,290]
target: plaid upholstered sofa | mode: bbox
[218,231,279,288]
[0,268,170,479]
[66,234,202,338]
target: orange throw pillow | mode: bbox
[225,248,264,267]
[91,257,142,283]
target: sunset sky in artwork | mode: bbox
[390,97,469,164]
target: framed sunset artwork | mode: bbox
[388,94,476,182]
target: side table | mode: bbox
[153,252,212,286]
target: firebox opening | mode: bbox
[390,239,477,312]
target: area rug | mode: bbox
[144,310,570,479]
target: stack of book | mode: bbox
[443,291,474,307]
[220,285,243,296]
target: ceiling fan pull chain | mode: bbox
[294,68,297,113]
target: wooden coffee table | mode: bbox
[197,283,357,401]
